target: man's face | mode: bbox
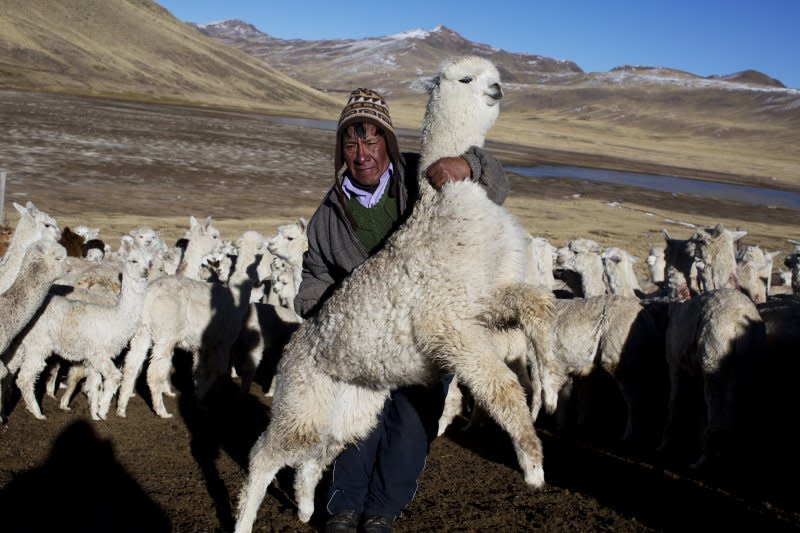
[342,122,390,187]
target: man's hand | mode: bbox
[425,156,471,190]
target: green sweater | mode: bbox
[346,189,400,255]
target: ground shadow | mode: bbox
[0,420,171,533]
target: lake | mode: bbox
[507,165,800,210]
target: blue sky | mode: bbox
[158,0,800,89]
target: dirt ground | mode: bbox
[1,89,799,532]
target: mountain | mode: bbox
[0,0,340,118]
[193,20,800,140]
[194,20,789,95]
[192,21,584,101]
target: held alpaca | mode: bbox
[234,56,553,533]
[6,241,151,420]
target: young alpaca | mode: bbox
[6,241,151,420]
[234,56,553,533]
[0,201,60,293]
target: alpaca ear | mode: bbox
[298,218,308,232]
[120,236,133,255]
[731,230,747,242]
[190,215,199,228]
[410,75,439,95]
[14,202,25,215]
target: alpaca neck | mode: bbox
[418,104,490,202]
[0,224,40,292]
[177,245,210,280]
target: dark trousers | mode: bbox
[325,375,452,520]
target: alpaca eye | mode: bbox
[458,76,473,84]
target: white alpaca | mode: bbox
[117,227,252,418]
[0,240,68,421]
[0,201,60,293]
[646,246,666,285]
[526,235,556,290]
[0,240,67,355]
[555,238,606,297]
[602,247,642,298]
[660,269,765,468]
[45,229,178,400]
[6,241,151,420]
[735,245,778,304]
[115,217,225,416]
[533,295,665,444]
[692,224,747,293]
[234,56,553,533]
[266,219,308,291]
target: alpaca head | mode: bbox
[420,56,503,168]
[13,201,60,243]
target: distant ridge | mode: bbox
[0,0,340,117]
[192,21,584,99]
[196,19,788,93]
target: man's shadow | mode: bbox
[0,420,171,533]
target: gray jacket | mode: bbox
[295,146,509,318]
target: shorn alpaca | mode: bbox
[234,56,553,532]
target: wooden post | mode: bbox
[0,170,5,227]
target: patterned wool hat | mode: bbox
[334,88,401,178]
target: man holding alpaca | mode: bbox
[295,88,508,533]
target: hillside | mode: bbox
[0,0,340,118]
[0,3,798,187]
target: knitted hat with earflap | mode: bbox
[334,88,401,180]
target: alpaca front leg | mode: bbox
[15,352,49,420]
[117,325,152,416]
[59,363,88,411]
[44,360,62,399]
[96,359,122,420]
[147,341,176,418]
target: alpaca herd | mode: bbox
[1,55,798,530]
[0,201,308,424]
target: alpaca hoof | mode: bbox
[59,404,72,412]
[524,466,545,489]
[164,388,176,398]
[297,509,312,523]
[116,409,127,418]
[155,409,173,419]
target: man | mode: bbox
[294,88,508,533]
